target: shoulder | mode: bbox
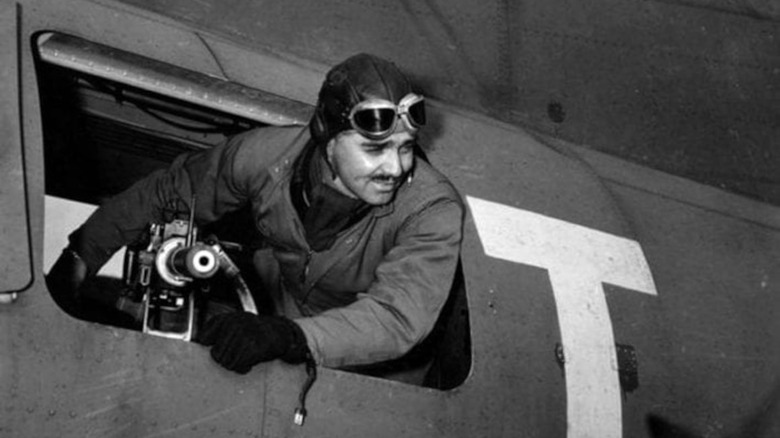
[223,126,309,188]
[404,159,463,208]
[230,125,309,165]
[390,159,464,226]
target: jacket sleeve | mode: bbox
[295,196,464,368]
[69,130,263,274]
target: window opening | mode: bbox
[36,33,470,389]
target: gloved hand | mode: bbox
[199,312,310,374]
[45,248,89,318]
[45,248,140,329]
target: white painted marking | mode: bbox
[44,195,124,277]
[467,196,657,438]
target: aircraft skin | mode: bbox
[1,0,779,437]
[113,0,780,205]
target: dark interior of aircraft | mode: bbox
[38,64,251,204]
[34,51,471,390]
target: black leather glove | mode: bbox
[46,249,89,318]
[199,312,310,374]
[46,248,139,329]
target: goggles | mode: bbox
[347,93,426,140]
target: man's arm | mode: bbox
[67,130,260,275]
[295,197,464,368]
[45,130,265,322]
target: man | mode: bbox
[47,53,464,375]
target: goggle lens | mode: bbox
[406,99,426,127]
[352,107,397,133]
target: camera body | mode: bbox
[123,219,219,341]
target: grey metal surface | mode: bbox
[0,0,32,294]
[114,0,780,205]
[38,32,313,127]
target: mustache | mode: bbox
[371,175,402,184]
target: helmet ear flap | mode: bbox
[309,105,329,144]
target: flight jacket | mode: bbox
[71,126,464,368]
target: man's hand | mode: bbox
[199,313,310,374]
[45,248,140,329]
[46,249,89,318]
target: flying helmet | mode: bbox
[310,53,426,144]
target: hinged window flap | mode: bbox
[37,33,313,127]
[0,0,33,294]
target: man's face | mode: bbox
[325,126,416,205]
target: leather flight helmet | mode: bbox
[310,53,415,144]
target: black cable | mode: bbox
[294,353,318,426]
